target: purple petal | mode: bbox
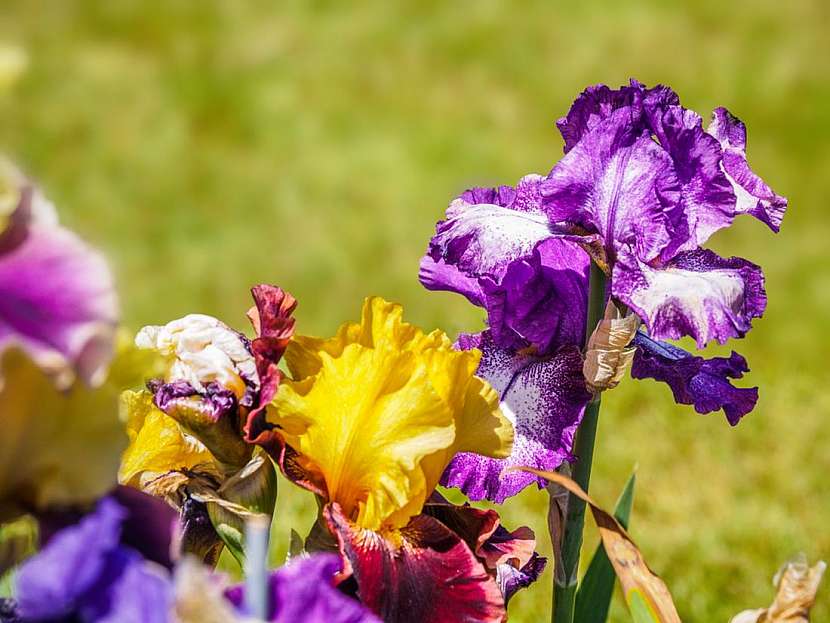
[441,332,591,503]
[541,106,681,264]
[707,107,788,232]
[478,237,589,354]
[422,174,554,282]
[556,80,648,153]
[631,332,758,425]
[0,218,118,388]
[613,248,766,348]
[16,498,126,619]
[646,105,737,255]
[79,549,173,623]
[497,554,548,604]
[226,553,380,623]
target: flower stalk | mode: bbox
[552,260,606,623]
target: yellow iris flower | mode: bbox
[268,297,513,532]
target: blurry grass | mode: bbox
[1,1,829,620]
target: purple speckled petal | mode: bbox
[541,106,680,264]
[0,217,118,388]
[422,174,554,282]
[707,107,788,232]
[479,237,589,355]
[631,331,758,425]
[441,332,590,503]
[497,554,548,605]
[613,248,766,348]
[225,553,380,623]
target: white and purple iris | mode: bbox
[421,80,785,502]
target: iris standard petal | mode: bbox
[613,248,766,348]
[542,106,680,265]
[708,107,788,232]
[269,297,510,531]
[631,331,758,425]
[441,332,590,503]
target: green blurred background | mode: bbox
[2,1,828,620]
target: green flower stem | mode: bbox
[552,261,607,623]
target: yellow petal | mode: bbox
[270,297,512,532]
[0,346,127,520]
[118,389,214,487]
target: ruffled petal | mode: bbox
[708,107,788,232]
[324,503,505,623]
[421,174,554,283]
[0,210,118,389]
[478,237,589,355]
[646,104,737,255]
[542,106,680,264]
[441,332,590,503]
[118,389,214,487]
[613,248,766,348]
[225,553,380,623]
[245,285,297,443]
[631,332,758,425]
[270,298,510,531]
[555,80,651,153]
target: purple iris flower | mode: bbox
[421,80,784,501]
[3,494,377,623]
[0,170,118,389]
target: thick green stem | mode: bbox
[551,261,607,623]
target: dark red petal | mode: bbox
[423,502,537,570]
[324,504,505,623]
[243,284,297,443]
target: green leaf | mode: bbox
[574,469,636,623]
[204,452,278,566]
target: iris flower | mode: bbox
[0,162,122,520]
[421,80,784,501]
[118,285,295,562]
[265,297,545,622]
[1,491,378,623]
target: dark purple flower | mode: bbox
[225,554,380,623]
[14,497,173,623]
[631,332,758,425]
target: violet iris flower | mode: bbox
[2,496,378,623]
[421,80,785,501]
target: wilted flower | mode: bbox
[0,162,123,520]
[265,297,545,622]
[119,285,295,563]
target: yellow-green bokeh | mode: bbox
[1,2,828,620]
